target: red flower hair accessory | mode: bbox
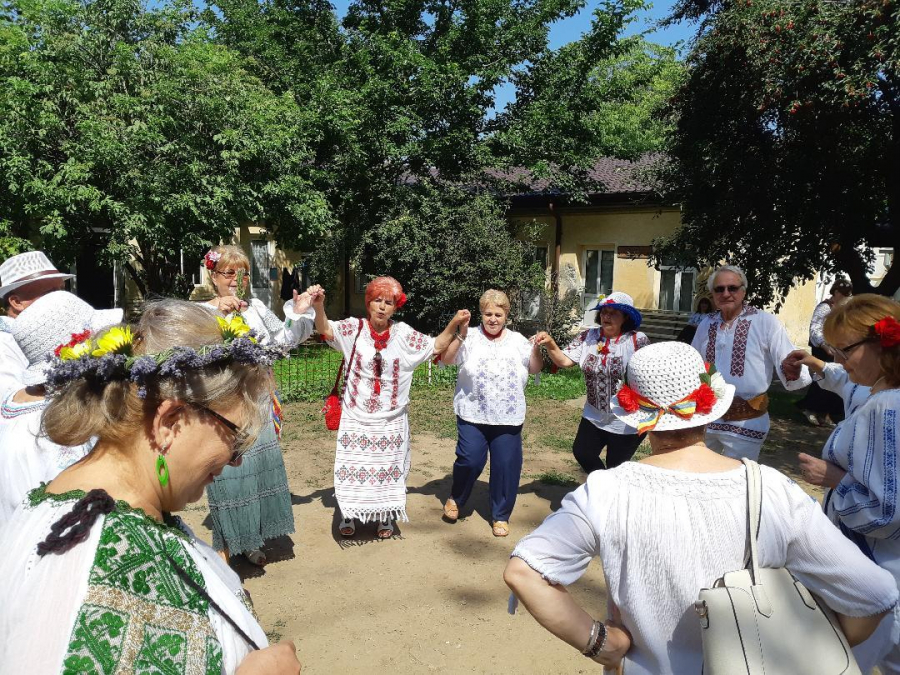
[396,292,407,309]
[54,330,92,357]
[203,250,221,271]
[874,316,900,348]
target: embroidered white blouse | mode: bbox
[691,305,811,442]
[818,362,870,418]
[451,327,533,426]
[204,297,315,347]
[0,317,28,402]
[822,388,900,583]
[0,395,93,525]
[0,494,267,673]
[562,328,649,434]
[809,300,832,348]
[511,462,898,675]
[327,318,436,423]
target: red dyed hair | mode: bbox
[365,276,404,310]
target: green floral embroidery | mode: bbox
[58,507,223,674]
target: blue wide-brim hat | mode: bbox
[590,291,642,329]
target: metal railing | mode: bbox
[273,342,458,402]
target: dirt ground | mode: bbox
[180,390,833,674]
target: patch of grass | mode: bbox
[632,440,652,461]
[767,390,804,421]
[534,470,580,487]
[265,618,287,643]
[539,434,574,453]
[526,368,586,401]
[408,386,458,438]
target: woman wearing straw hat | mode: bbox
[505,341,895,673]
[534,292,649,473]
[200,245,316,567]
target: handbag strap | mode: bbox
[334,318,364,397]
[741,457,763,584]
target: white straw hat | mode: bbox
[12,291,123,386]
[0,251,74,298]
[611,341,734,432]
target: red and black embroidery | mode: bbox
[334,463,403,485]
[390,358,400,410]
[405,329,428,351]
[705,322,718,364]
[347,354,362,409]
[707,422,766,440]
[731,319,752,377]
[338,319,358,337]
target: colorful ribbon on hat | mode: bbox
[271,390,283,439]
[634,393,698,434]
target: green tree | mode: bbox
[655,0,900,304]
[358,183,544,333]
[0,0,332,296]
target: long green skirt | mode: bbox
[205,418,295,554]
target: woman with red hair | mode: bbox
[310,277,469,538]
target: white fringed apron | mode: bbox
[333,414,410,523]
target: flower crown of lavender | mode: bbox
[45,317,286,398]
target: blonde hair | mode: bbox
[479,289,510,315]
[209,245,250,273]
[824,293,900,385]
[42,300,273,449]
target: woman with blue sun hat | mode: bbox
[534,291,650,473]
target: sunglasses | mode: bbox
[826,337,874,361]
[713,285,744,294]
[192,404,248,465]
[213,269,246,281]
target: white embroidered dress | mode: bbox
[0,316,27,402]
[0,488,267,674]
[511,463,898,675]
[818,362,870,418]
[691,305,811,442]
[0,394,93,524]
[453,327,533,426]
[327,318,436,522]
[562,328,649,434]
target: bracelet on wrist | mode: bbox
[582,620,608,658]
[454,333,466,343]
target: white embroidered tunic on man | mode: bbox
[562,328,649,434]
[0,316,28,402]
[453,327,533,426]
[691,305,810,442]
[327,318,435,522]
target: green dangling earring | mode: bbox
[156,453,170,487]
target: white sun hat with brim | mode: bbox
[12,291,124,387]
[589,291,643,330]
[0,251,74,298]
[611,341,734,433]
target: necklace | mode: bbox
[597,334,620,365]
[871,376,887,393]
[369,322,390,394]
[369,323,390,351]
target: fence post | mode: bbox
[427,359,433,385]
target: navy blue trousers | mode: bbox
[450,416,523,522]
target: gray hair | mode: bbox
[707,265,748,293]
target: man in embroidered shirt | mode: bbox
[0,251,73,401]
[691,265,811,460]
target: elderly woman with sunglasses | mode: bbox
[0,300,302,674]
[690,265,811,461]
[201,245,316,566]
[784,294,900,673]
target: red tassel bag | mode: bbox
[323,318,363,431]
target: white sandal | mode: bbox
[377,519,394,539]
[339,518,356,537]
[245,549,267,566]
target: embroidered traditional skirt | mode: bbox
[333,414,411,523]
[206,418,295,554]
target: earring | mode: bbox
[156,444,170,487]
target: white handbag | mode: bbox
[695,458,861,675]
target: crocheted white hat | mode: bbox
[12,291,123,386]
[0,251,74,298]
[611,341,734,432]
[589,291,642,329]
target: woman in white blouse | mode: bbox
[200,245,316,566]
[784,293,900,672]
[440,290,543,537]
[534,291,649,473]
[505,341,896,674]
[310,277,467,539]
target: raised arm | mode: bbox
[533,331,577,369]
[528,337,544,375]
[433,310,470,356]
[440,313,469,364]
[308,285,332,341]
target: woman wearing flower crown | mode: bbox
[0,300,302,674]
[200,245,316,566]
[505,341,895,673]
[309,276,469,539]
[784,294,900,672]
[533,291,650,474]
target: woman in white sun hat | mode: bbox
[0,290,122,523]
[505,341,897,674]
[534,291,649,473]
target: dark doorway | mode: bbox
[75,236,115,309]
